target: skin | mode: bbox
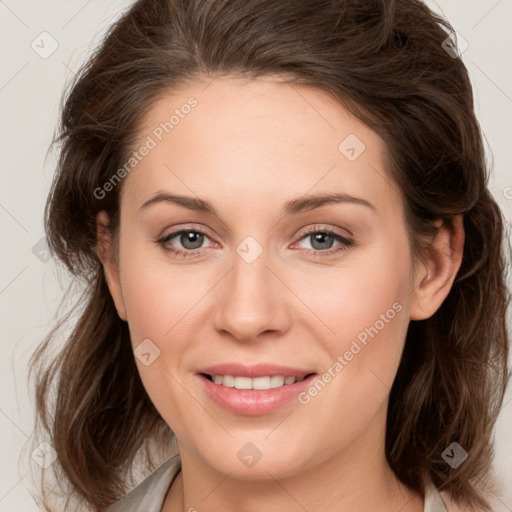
[97,75,464,512]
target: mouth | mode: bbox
[196,363,318,415]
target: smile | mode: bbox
[196,364,317,415]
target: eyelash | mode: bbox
[156,226,354,259]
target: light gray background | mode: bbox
[1,1,511,510]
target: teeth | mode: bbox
[210,375,299,390]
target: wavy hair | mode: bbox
[31,0,510,510]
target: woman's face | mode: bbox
[102,75,426,479]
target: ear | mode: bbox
[409,215,465,321]
[96,211,127,321]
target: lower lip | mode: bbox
[198,374,317,415]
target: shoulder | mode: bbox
[424,481,472,512]
[439,489,492,512]
[439,491,467,512]
[103,455,181,512]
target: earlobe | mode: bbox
[409,215,465,321]
[96,211,127,321]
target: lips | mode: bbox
[196,363,317,415]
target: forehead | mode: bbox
[121,75,402,218]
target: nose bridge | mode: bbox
[213,245,289,341]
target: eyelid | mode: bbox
[293,223,353,242]
[158,223,217,242]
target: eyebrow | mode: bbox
[140,192,376,216]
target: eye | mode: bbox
[156,228,217,258]
[293,227,354,257]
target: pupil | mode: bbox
[311,233,333,250]
[181,231,203,249]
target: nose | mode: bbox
[212,249,291,343]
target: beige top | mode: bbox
[103,455,450,512]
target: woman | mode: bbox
[31,0,510,511]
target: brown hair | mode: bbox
[31,0,510,510]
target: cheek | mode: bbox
[295,242,412,344]
[118,244,206,345]
[118,257,208,435]
[291,239,413,399]
[289,269,411,450]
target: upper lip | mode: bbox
[197,363,316,379]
